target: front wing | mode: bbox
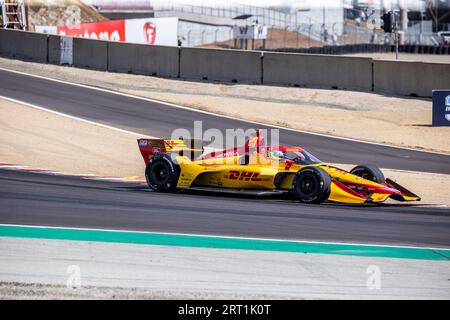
[328,178,421,204]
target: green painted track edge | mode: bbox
[0,225,449,261]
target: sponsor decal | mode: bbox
[233,24,268,40]
[138,140,148,147]
[248,138,258,148]
[284,161,293,170]
[227,171,262,181]
[432,91,450,126]
[143,22,156,45]
[204,150,239,159]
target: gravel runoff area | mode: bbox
[1,97,449,205]
[1,57,449,154]
[0,282,281,300]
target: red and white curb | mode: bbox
[0,163,146,184]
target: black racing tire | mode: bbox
[292,167,331,204]
[145,153,180,192]
[350,164,385,183]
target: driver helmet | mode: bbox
[268,150,285,161]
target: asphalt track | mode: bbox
[0,67,450,248]
[1,169,450,247]
[1,68,450,174]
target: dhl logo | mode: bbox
[227,171,262,181]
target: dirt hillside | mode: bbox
[27,0,107,30]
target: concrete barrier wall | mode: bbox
[373,60,450,97]
[73,37,108,70]
[180,47,262,84]
[3,29,450,98]
[263,52,373,91]
[0,29,47,62]
[108,42,179,78]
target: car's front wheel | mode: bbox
[350,164,385,183]
[145,153,180,192]
[292,167,331,204]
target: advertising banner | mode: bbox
[57,20,126,41]
[36,17,178,46]
[432,90,450,126]
[233,25,268,40]
[125,17,178,46]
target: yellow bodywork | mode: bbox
[138,138,420,204]
[172,151,413,204]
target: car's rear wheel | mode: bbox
[292,167,331,204]
[145,154,180,192]
[350,164,385,183]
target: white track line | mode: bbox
[1,223,449,251]
[1,66,449,156]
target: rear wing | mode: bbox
[137,138,203,164]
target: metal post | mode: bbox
[419,1,423,45]
[308,24,312,48]
[435,0,438,32]
[322,6,326,26]
[284,26,289,48]
[201,30,206,45]
[393,10,399,60]
[214,28,219,45]
[332,23,336,45]
[18,0,27,30]
[0,0,6,28]
[395,31,399,60]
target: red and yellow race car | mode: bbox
[137,132,420,205]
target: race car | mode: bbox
[137,131,420,204]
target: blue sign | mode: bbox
[432,90,450,126]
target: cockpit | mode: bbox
[266,148,322,165]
